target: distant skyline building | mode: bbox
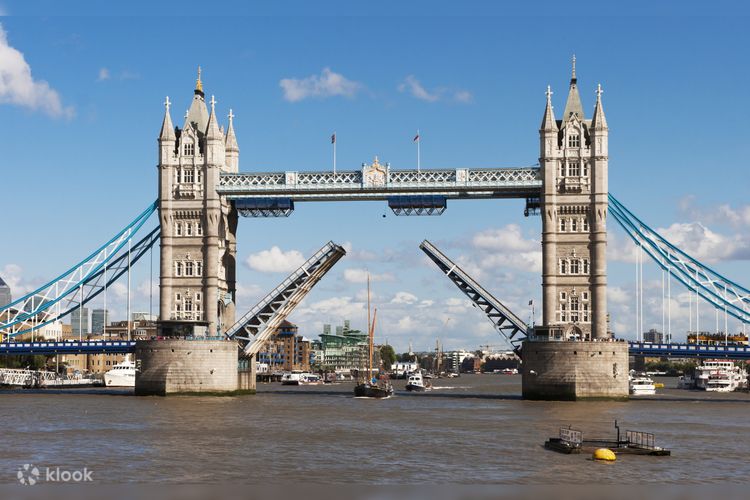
[131,312,157,322]
[70,307,90,336]
[0,276,11,306]
[92,308,109,334]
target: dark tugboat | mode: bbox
[354,276,393,399]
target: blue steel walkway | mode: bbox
[2,340,749,359]
[0,340,136,356]
[628,341,750,359]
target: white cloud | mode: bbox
[398,75,439,102]
[279,67,361,102]
[97,67,110,81]
[391,291,418,305]
[470,224,542,273]
[343,268,395,283]
[659,222,747,262]
[245,246,305,273]
[397,75,473,103]
[0,23,74,118]
[608,286,630,305]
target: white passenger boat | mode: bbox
[629,375,656,395]
[103,356,136,387]
[694,360,747,392]
[281,371,322,385]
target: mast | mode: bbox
[367,274,371,380]
[370,308,378,380]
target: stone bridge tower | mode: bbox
[539,57,609,340]
[157,69,238,336]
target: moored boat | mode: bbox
[104,356,136,387]
[629,374,656,395]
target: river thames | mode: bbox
[1,374,749,485]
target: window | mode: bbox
[582,291,589,301]
[185,261,194,276]
[560,218,567,232]
[196,221,203,236]
[560,259,568,274]
[568,161,581,176]
[175,262,183,277]
[583,304,590,322]
[184,169,194,184]
[196,262,203,276]
[560,292,567,301]
[568,134,580,148]
[175,222,182,236]
[186,223,193,236]
[559,164,566,177]
[570,259,580,274]
[570,297,580,322]
[571,218,578,232]
[583,217,589,231]
[583,259,590,274]
[184,143,195,156]
[560,303,567,322]
[196,170,202,184]
[184,296,193,313]
[175,293,182,302]
[583,162,589,176]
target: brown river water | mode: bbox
[1,374,749,485]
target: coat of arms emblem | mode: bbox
[362,156,388,187]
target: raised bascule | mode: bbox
[2,62,749,398]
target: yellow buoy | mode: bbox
[593,448,616,461]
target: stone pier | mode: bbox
[521,340,629,400]
[135,339,255,396]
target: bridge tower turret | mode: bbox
[539,57,610,340]
[156,69,237,336]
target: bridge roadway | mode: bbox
[3,340,750,359]
[217,166,542,201]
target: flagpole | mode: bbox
[417,129,421,172]
[333,131,337,175]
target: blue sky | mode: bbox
[1,5,749,351]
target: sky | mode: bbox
[1,3,749,352]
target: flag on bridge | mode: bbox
[528,300,533,306]
[413,132,420,142]
[331,133,336,144]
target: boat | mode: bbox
[281,371,309,385]
[693,359,747,392]
[500,368,518,375]
[299,373,323,385]
[353,275,393,399]
[629,374,656,395]
[405,372,432,392]
[103,356,136,387]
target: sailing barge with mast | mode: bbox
[354,275,393,398]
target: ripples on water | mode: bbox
[1,375,749,486]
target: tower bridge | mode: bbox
[2,62,749,398]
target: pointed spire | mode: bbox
[159,96,176,141]
[225,108,239,150]
[195,66,204,97]
[562,54,584,122]
[540,85,557,131]
[591,83,608,129]
[206,94,222,140]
